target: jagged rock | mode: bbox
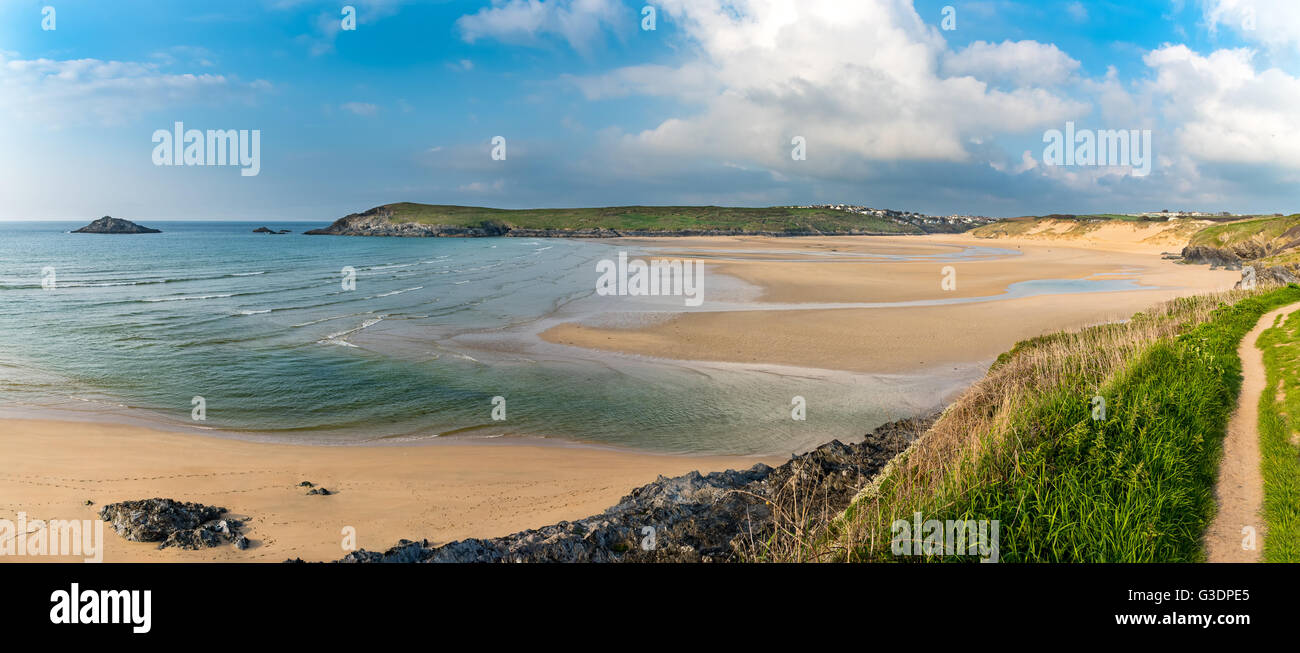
[307,487,332,496]
[338,414,937,563]
[1236,265,1300,289]
[298,481,314,487]
[99,499,223,542]
[253,226,275,233]
[99,498,247,550]
[72,216,161,234]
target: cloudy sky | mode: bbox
[1,0,1297,220]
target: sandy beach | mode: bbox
[0,419,775,562]
[543,229,1238,373]
[1,222,1239,562]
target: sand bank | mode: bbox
[542,233,1237,373]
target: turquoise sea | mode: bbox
[0,222,1144,455]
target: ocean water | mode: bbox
[0,222,961,454]
[0,222,1139,455]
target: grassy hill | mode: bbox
[1185,214,1300,263]
[312,202,938,236]
[751,284,1300,562]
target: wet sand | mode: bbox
[542,232,1237,373]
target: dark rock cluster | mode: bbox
[72,216,161,234]
[99,498,248,550]
[335,413,936,563]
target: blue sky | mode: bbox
[1,0,1297,220]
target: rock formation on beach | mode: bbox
[330,413,937,563]
[1179,215,1300,289]
[72,216,161,234]
[100,498,248,550]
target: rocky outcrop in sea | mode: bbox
[331,414,936,563]
[99,498,248,550]
[72,216,161,234]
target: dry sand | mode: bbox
[0,419,774,562]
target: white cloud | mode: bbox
[294,0,409,56]
[456,0,623,54]
[572,0,1085,178]
[1143,44,1300,168]
[341,101,380,116]
[563,62,718,101]
[942,40,1082,87]
[0,53,269,126]
[1202,0,1300,54]
[1066,2,1088,22]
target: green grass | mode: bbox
[366,202,924,234]
[1256,250,1300,268]
[836,285,1300,562]
[1255,308,1300,562]
[1188,214,1300,249]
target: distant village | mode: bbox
[791,204,998,228]
[797,204,1269,225]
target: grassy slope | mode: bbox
[371,202,924,234]
[969,214,1198,240]
[1188,214,1300,250]
[825,285,1300,563]
[1256,309,1300,562]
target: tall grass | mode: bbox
[1256,309,1300,562]
[786,285,1300,562]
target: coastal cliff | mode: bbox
[1179,215,1300,286]
[303,202,983,238]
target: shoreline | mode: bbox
[1,228,1242,562]
[540,233,1238,374]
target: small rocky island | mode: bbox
[72,216,161,234]
[253,226,292,234]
